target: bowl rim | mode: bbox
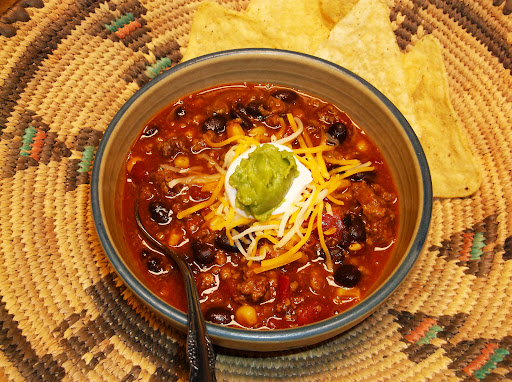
[91,48,433,348]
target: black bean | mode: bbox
[141,250,168,275]
[326,247,345,263]
[148,201,171,224]
[229,106,242,120]
[334,264,361,288]
[271,89,298,103]
[204,307,232,324]
[348,214,366,242]
[245,101,263,119]
[202,115,227,133]
[142,125,158,137]
[317,247,345,264]
[240,116,253,129]
[229,106,253,129]
[349,171,376,183]
[147,257,163,274]
[338,228,352,249]
[192,242,216,264]
[233,103,247,115]
[328,122,348,145]
[175,106,186,117]
[215,234,240,253]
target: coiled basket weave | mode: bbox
[0,0,511,381]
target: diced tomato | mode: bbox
[296,301,328,326]
[189,184,211,202]
[321,209,344,242]
[185,214,203,235]
[224,278,238,297]
[277,274,290,302]
[129,161,148,183]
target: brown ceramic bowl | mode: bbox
[91,49,432,351]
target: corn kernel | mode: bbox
[356,140,368,152]
[169,232,181,246]
[349,243,363,251]
[336,287,361,299]
[248,126,267,138]
[174,154,189,168]
[227,122,245,138]
[235,305,257,327]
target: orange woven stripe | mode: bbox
[404,318,436,343]
[115,20,141,38]
[463,343,499,375]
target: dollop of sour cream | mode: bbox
[225,143,313,219]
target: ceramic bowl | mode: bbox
[91,49,432,351]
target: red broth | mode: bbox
[119,83,399,329]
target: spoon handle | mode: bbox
[134,198,216,381]
[179,261,217,382]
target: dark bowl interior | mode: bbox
[91,49,432,351]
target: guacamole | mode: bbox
[229,144,299,221]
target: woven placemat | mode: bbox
[1,0,511,381]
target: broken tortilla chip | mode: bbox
[314,0,420,134]
[182,0,330,62]
[404,35,482,197]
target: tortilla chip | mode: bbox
[404,35,482,197]
[314,0,420,134]
[319,0,359,29]
[182,0,330,61]
[314,0,481,197]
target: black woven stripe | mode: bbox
[0,0,105,135]
[0,299,65,381]
[445,337,512,378]
[84,273,187,380]
[410,0,511,72]
[504,236,512,260]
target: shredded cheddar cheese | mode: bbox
[317,200,333,270]
[326,194,345,206]
[174,113,374,274]
[254,251,304,274]
[176,174,226,219]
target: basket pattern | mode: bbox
[0,0,511,381]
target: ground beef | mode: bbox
[238,275,270,303]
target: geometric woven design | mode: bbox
[0,0,511,380]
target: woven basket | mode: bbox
[0,0,511,381]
